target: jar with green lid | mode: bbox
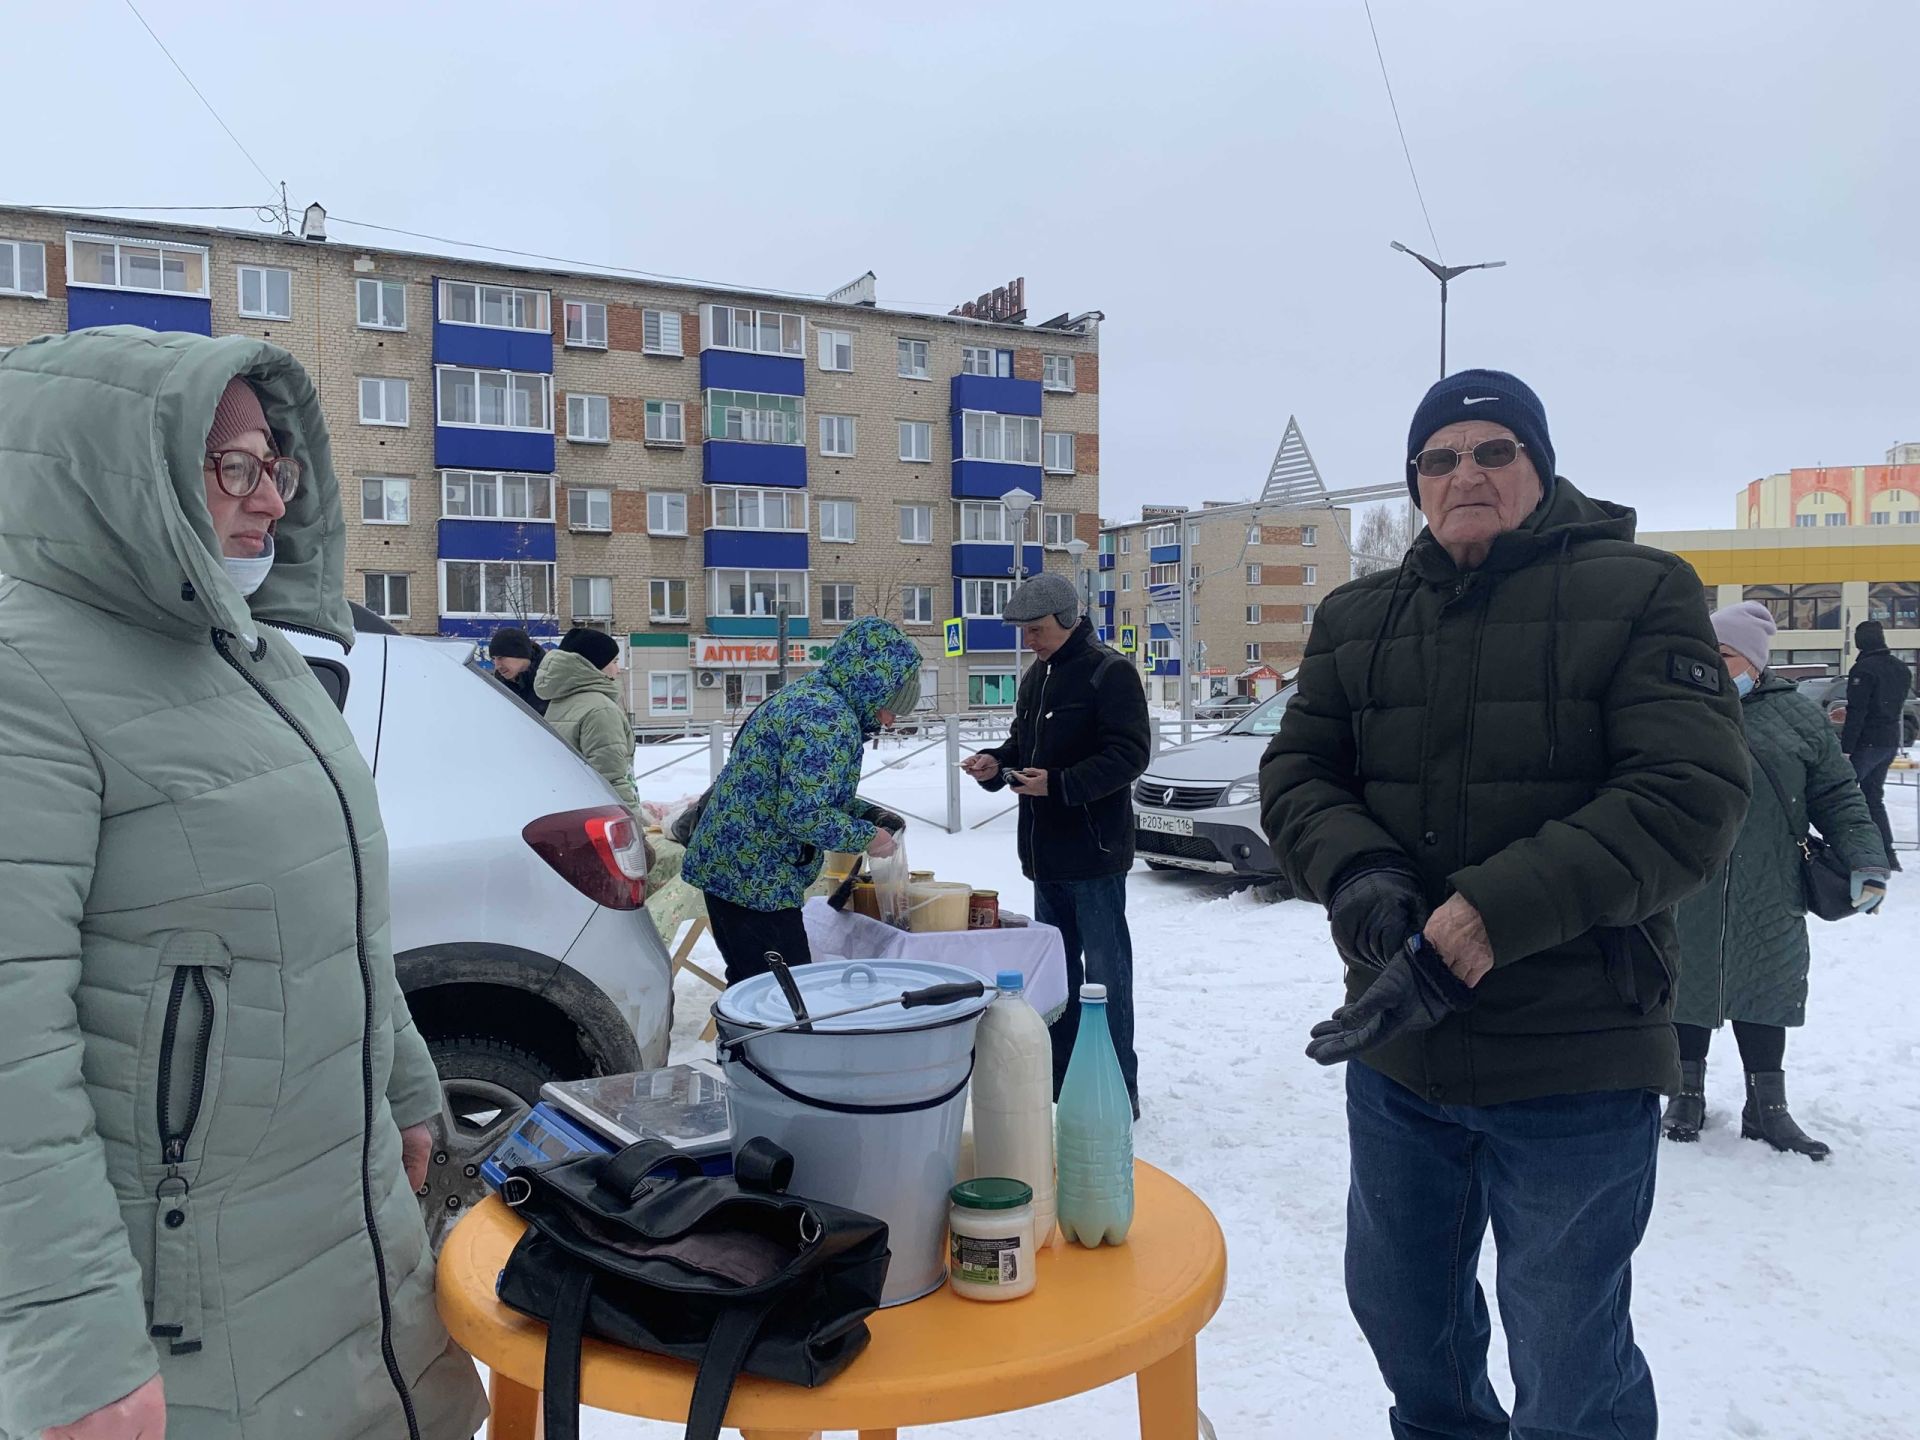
[948,1177,1037,1301]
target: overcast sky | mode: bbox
[6,0,1916,532]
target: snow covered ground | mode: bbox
[574,738,1920,1439]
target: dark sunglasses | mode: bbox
[1412,437,1526,479]
[206,448,302,502]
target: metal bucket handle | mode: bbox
[731,1046,976,1117]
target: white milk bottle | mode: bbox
[970,970,1057,1248]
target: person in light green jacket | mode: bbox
[0,327,486,1440]
[535,625,640,807]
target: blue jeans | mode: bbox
[1344,1063,1660,1440]
[1034,874,1138,1113]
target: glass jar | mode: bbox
[948,1177,1037,1301]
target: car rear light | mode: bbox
[523,806,649,909]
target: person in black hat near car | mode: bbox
[488,625,548,715]
[1841,618,1912,871]
[961,570,1151,1115]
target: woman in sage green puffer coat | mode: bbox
[0,328,486,1439]
[534,627,640,808]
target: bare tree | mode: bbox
[1353,501,1422,577]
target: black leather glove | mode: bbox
[1306,934,1476,1066]
[858,802,907,834]
[1328,855,1430,971]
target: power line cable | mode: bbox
[1361,0,1444,261]
[119,0,283,211]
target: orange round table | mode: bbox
[437,1161,1227,1440]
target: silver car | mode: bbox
[1134,686,1294,886]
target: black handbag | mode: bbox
[1748,745,1857,922]
[495,1137,890,1440]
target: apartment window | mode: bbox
[1793,515,1817,528]
[1189,563,1202,582]
[1868,582,1920,629]
[1246,604,1261,625]
[724,672,773,710]
[1247,524,1261,545]
[1042,354,1076,392]
[1121,608,1132,624]
[709,569,808,618]
[1871,512,1890,526]
[643,308,683,356]
[650,672,691,716]
[1247,564,1261,584]
[363,573,410,621]
[1147,639,1173,663]
[961,346,1012,377]
[961,411,1041,465]
[969,672,1018,707]
[958,501,1011,543]
[962,578,1015,617]
[819,415,856,457]
[1121,572,1132,591]
[706,389,803,445]
[649,578,689,622]
[569,487,613,532]
[645,399,685,445]
[704,303,804,356]
[1042,512,1076,547]
[1120,534,1132,553]
[1042,432,1076,475]
[1304,564,1318,586]
[361,476,411,525]
[1145,524,1177,548]
[437,367,552,431]
[357,278,406,330]
[647,492,687,536]
[564,299,608,348]
[441,470,554,521]
[1824,511,1846,526]
[710,486,807,531]
[0,239,47,298]
[902,585,934,624]
[1304,604,1318,625]
[817,328,853,372]
[820,499,857,542]
[1147,563,1179,587]
[1301,524,1318,546]
[899,420,933,462]
[441,560,554,617]
[566,393,611,443]
[1246,642,1262,664]
[899,503,932,544]
[236,264,292,320]
[66,232,207,296]
[572,575,614,621]
[897,338,931,379]
[358,377,409,427]
[821,583,856,623]
[440,280,550,332]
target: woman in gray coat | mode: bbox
[1667,602,1889,1158]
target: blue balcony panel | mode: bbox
[1149,543,1182,565]
[1098,552,1115,571]
[432,281,554,371]
[1098,590,1115,608]
[703,529,809,570]
[950,374,1042,418]
[709,616,812,638]
[435,426,555,474]
[703,441,808,488]
[1149,659,1183,677]
[699,350,805,397]
[438,518,556,563]
[962,618,1019,653]
[951,542,1046,580]
[951,458,1045,500]
[67,289,211,335]
[438,616,561,642]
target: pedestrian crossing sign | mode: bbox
[943,618,964,657]
[1118,624,1138,654]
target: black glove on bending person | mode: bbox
[1306,934,1476,1065]
[1327,854,1429,971]
[858,803,907,834]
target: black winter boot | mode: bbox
[1741,1070,1830,1160]
[1662,1060,1706,1142]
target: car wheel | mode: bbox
[421,1035,559,1251]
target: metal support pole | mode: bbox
[1439,277,1449,378]
[1178,526,1196,746]
[945,717,962,834]
[776,602,790,692]
[708,720,725,779]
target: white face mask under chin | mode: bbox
[222,533,275,598]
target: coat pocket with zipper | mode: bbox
[147,931,233,1358]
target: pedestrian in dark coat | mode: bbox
[1260,369,1750,1440]
[1666,602,1889,1158]
[489,625,548,715]
[1841,618,1913,872]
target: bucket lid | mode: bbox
[716,958,996,1034]
[951,1177,1034,1210]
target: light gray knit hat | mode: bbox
[1001,571,1079,626]
[1710,599,1776,673]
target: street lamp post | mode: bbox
[1390,241,1506,378]
[1065,537,1092,625]
[1001,486,1038,686]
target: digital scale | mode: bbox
[481,1061,735,1191]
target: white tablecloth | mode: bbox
[801,898,1069,1020]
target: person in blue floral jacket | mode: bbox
[684,615,922,982]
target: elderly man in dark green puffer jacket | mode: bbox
[1261,370,1750,1440]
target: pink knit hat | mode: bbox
[206,377,271,452]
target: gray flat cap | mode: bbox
[1002,571,1080,624]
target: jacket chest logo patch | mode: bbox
[1669,654,1722,693]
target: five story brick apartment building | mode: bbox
[0,207,1101,720]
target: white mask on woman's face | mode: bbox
[222,532,275,597]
